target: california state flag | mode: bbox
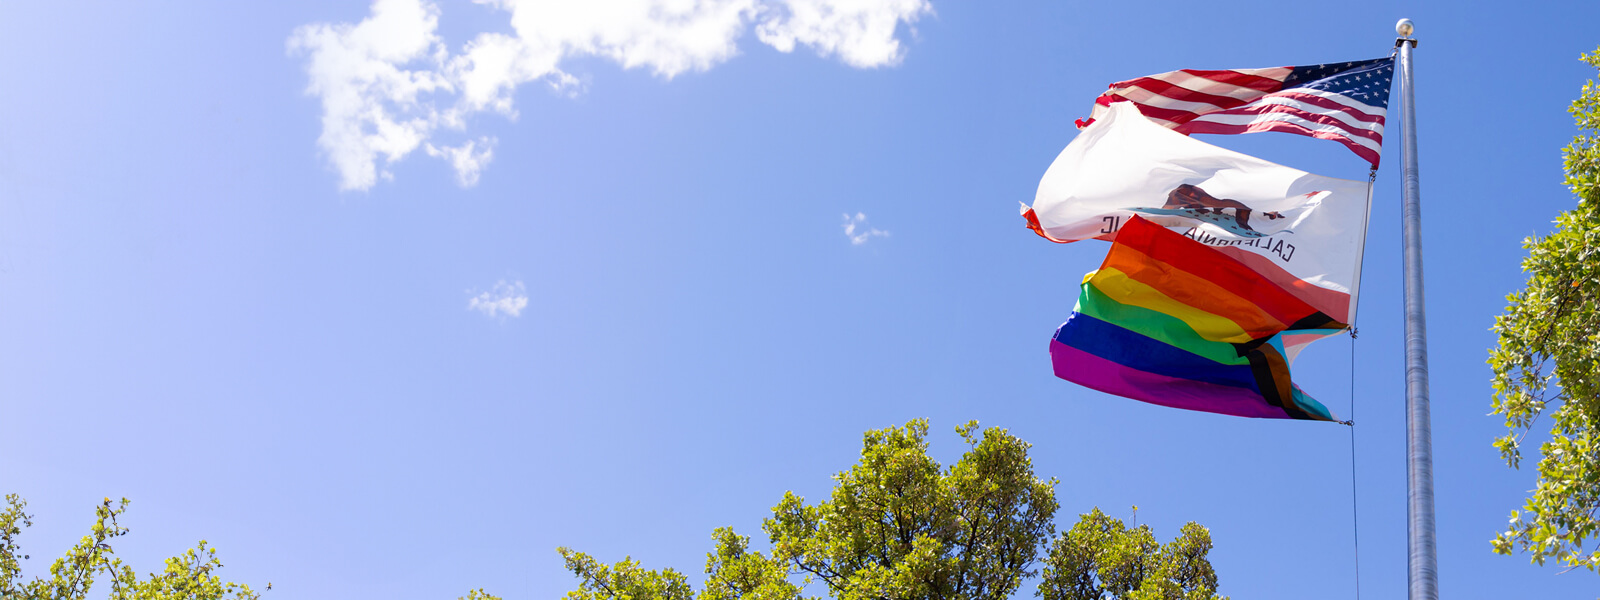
[1024,101,1372,326]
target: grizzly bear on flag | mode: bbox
[1163,184,1284,234]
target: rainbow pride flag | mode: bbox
[1051,216,1348,421]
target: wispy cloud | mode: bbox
[757,0,932,68]
[842,212,889,245]
[425,137,494,187]
[289,0,934,191]
[468,280,529,318]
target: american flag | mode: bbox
[1076,57,1395,167]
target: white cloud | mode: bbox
[290,0,933,190]
[468,280,529,318]
[757,0,933,68]
[425,136,495,187]
[842,212,889,245]
[287,0,452,191]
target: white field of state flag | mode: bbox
[1028,102,1373,318]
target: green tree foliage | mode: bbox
[0,495,259,600]
[1037,508,1222,600]
[700,528,803,600]
[558,545,696,600]
[766,419,1057,600]
[560,420,1225,600]
[3,494,499,599]
[1489,45,1600,573]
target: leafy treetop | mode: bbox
[561,419,1226,600]
[1489,44,1600,573]
[1,494,259,600]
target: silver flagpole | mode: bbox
[1394,17,1437,600]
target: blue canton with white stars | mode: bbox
[1281,58,1395,109]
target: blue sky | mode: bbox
[3,1,1598,598]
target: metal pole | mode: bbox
[1394,18,1438,600]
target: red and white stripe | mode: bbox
[1077,66,1388,167]
[1177,87,1386,166]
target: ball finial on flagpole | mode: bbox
[1396,18,1414,37]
